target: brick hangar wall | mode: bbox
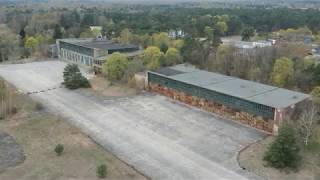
[149,83,274,133]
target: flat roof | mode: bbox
[95,49,144,61]
[152,64,310,109]
[172,71,234,87]
[59,38,139,50]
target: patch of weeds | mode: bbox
[96,164,107,178]
[34,102,44,111]
[304,136,320,154]
[54,144,64,156]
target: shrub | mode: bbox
[264,126,301,169]
[63,64,91,89]
[65,73,91,89]
[34,102,44,111]
[96,164,107,178]
[11,106,17,115]
[63,64,80,81]
[159,43,168,53]
[54,144,64,156]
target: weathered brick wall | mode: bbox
[149,83,273,133]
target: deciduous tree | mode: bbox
[297,101,319,146]
[241,27,255,41]
[311,86,320,99]
[119,28,133,44]
[0,24,18,61]
[172,39,184,51]
[102,53,129,80]
[142,46,163,70]
[204,26,214,41]
[164,48,182,66]
[152,32,170,49]
[25,36,39,51]
[270,57,294,87]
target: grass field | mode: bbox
[0,82,147,180]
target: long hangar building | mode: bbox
[56,38,141,69]
[148,64,310,134]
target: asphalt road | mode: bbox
[0,61,266,180]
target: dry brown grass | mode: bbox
[239,133,320,180]
[0,82,147,180]
[89,76,140,97]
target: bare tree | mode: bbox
[298,102,319,146]
[0,80,14,119]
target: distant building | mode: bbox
[148,64,310,134]
[89,26,102,32]
[312,47,320,56]
[303,36,313,44]
[168,29,185,39]
[311,47,320,60]
[268,39,277,45]
[56,38,141,70]
[233,40,273,49]
[221,36,242,44]
[221,36,275,49]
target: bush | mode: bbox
[264,126,301,169]
[63,64,91,89]
[159,43,168,53]
[54,144,64,156]
[96,164,107,178]
[65,73,91,89]
[11,106,17,115]
[34,102,44,111]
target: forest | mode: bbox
[0,5,320,95]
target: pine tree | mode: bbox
[53,25,63,40]
[63,64,91,89]
[264,126,301,169]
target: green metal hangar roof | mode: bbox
[149,64,310,110]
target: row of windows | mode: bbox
[61,49,93,66]
[108,47,139,54]
[148,73,275,119]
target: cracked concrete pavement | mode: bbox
[0,61,266,180]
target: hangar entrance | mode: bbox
[149,83,274,133]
